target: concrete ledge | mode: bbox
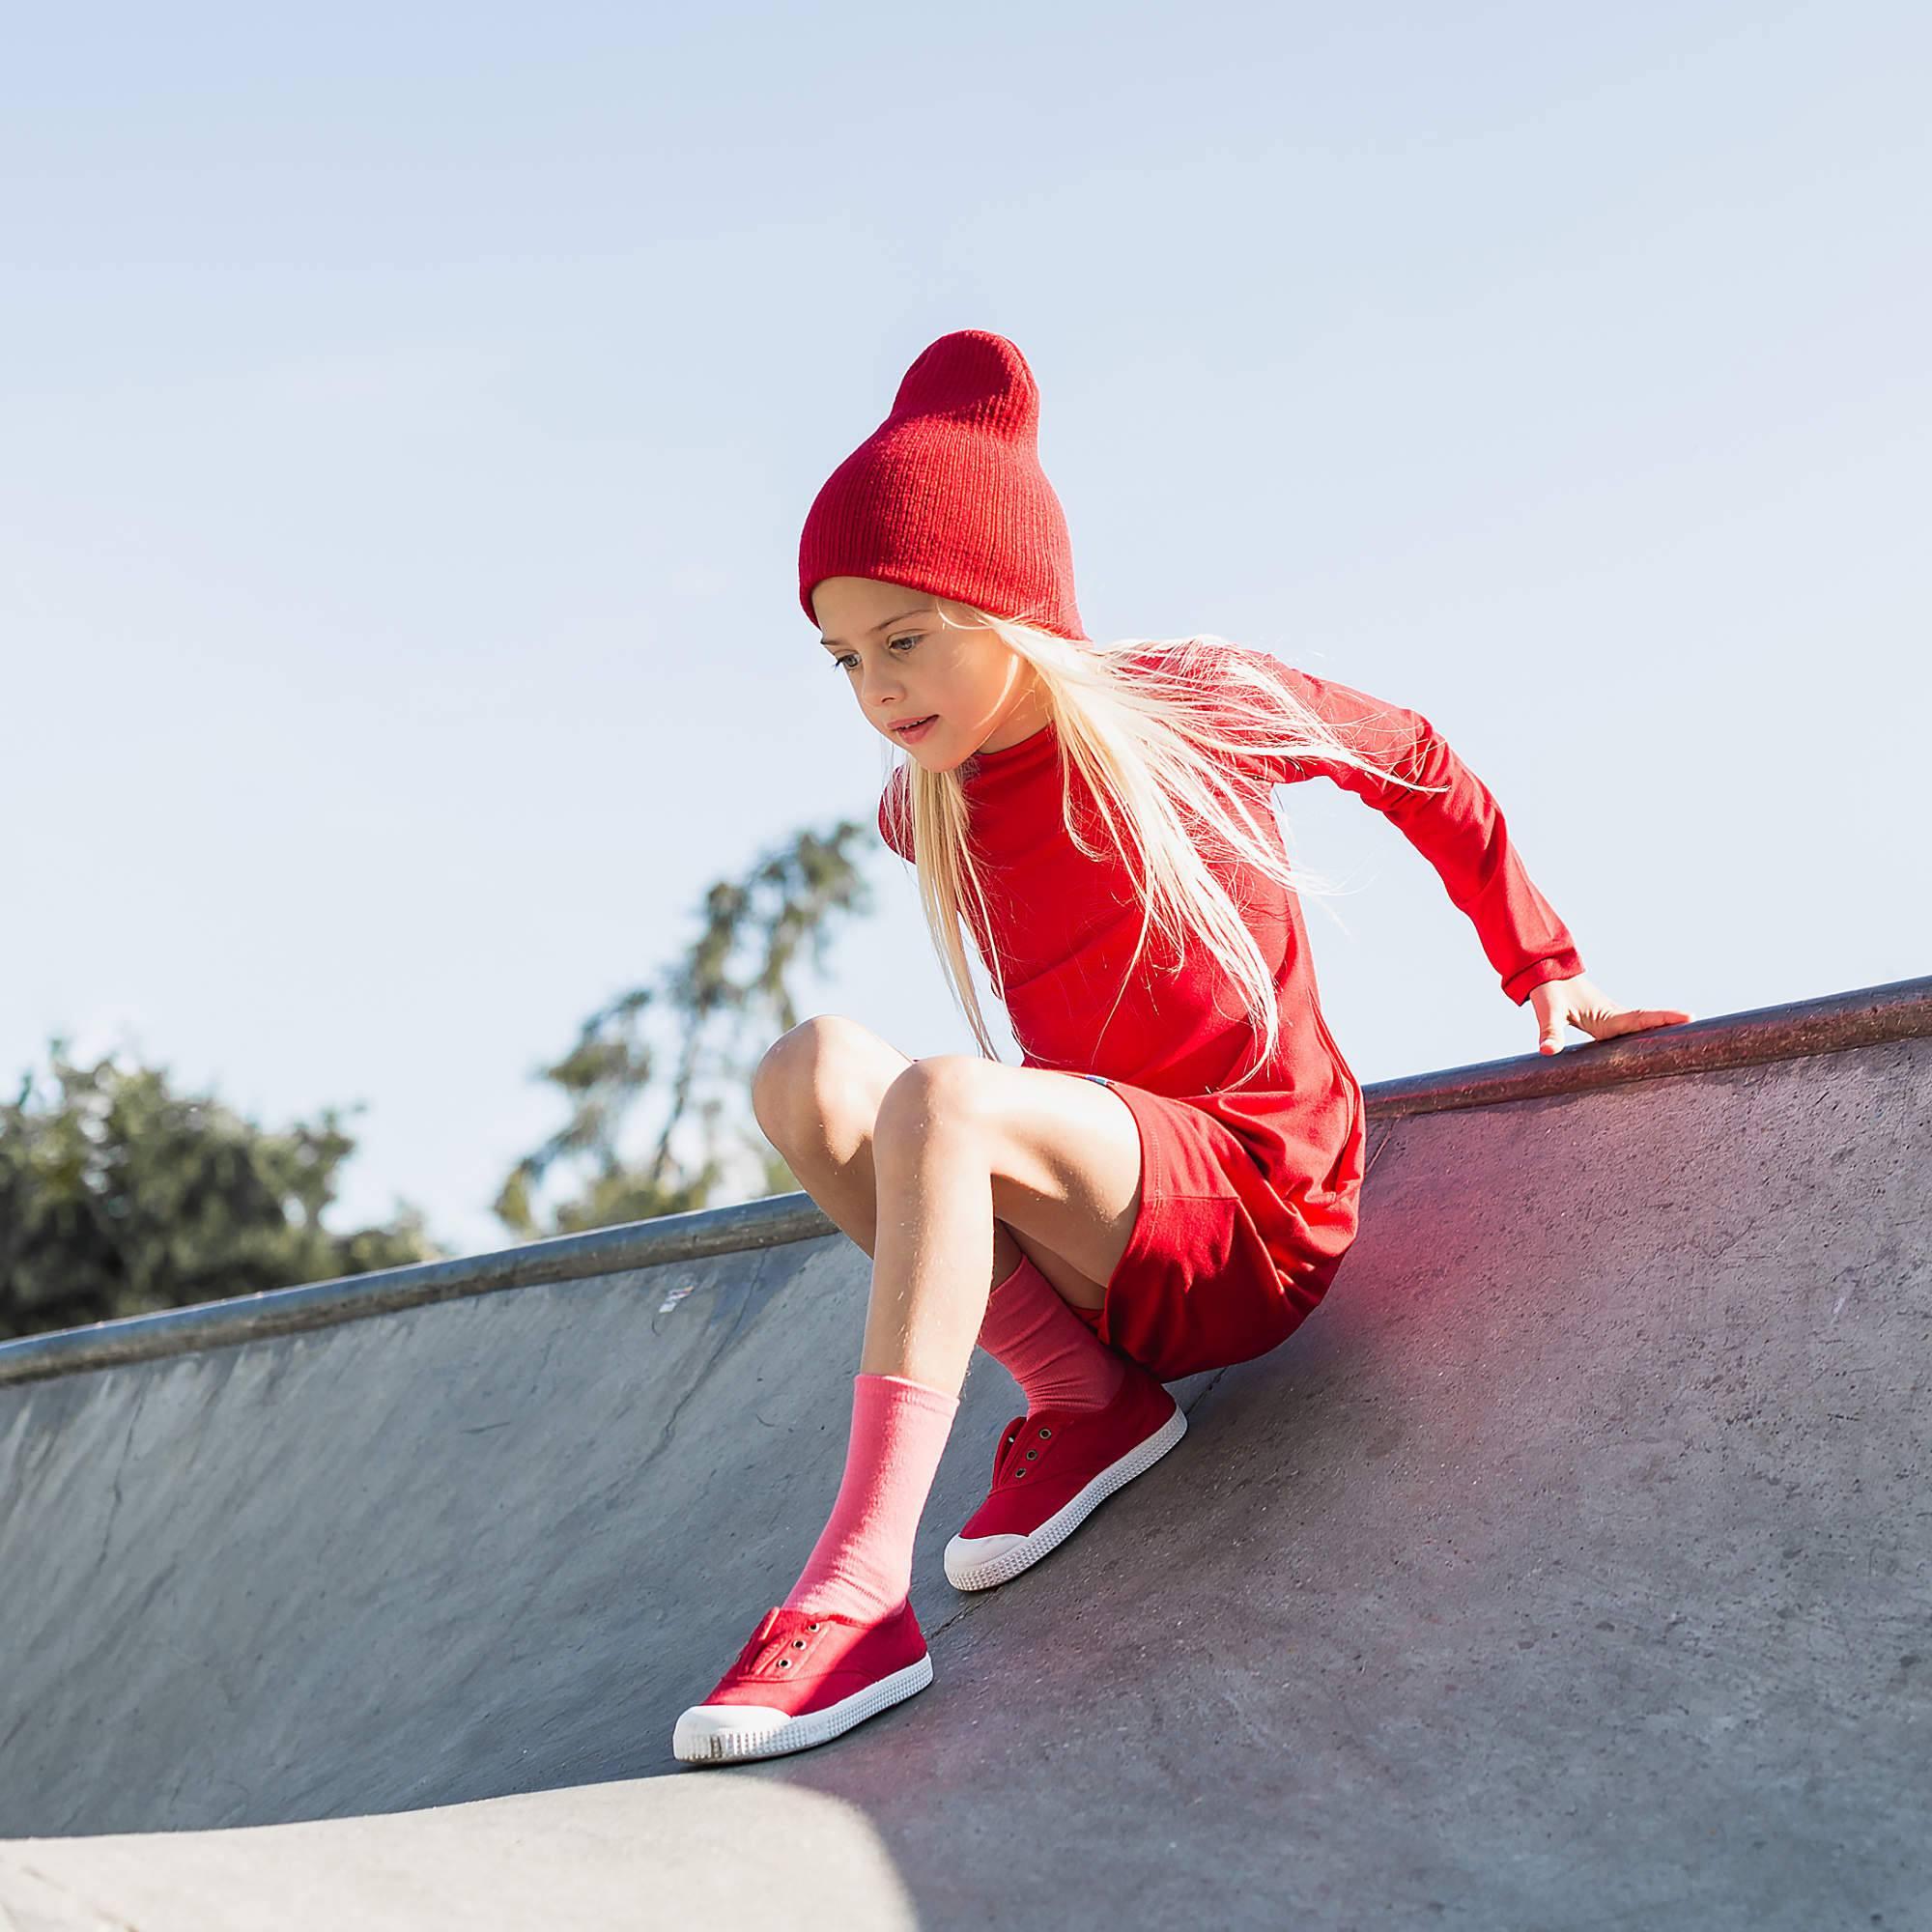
[1368,971,1932,1118]
[3,973,1924,1390]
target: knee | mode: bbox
[874,1054,988,1145]
[752,1015,884,1146]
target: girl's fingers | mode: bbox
[1589,1007,1695,1039]
[1534,997,1695,1055]
[1614,1007,1694,1032]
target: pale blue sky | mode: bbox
[6,2,1926,1262]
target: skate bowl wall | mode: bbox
[0,979,1927,1930]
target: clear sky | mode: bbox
[6,2,1926,1263]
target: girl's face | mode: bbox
[812,575,1048,768]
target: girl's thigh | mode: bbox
[884,1055,1146,1311]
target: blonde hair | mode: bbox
[878,600,1447,1094]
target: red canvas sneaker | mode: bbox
[944,1363,1187,1591]
[671,1598,933,1766]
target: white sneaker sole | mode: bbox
[944,1400,1187,1591]
[672,1651,933,1765]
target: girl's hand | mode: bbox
[1528,974,1694,1055]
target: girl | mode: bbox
[671,329,1690,1766]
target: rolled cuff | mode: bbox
[1502,950,1586,1007]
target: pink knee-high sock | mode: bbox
[976,1254,1128,1414]
[782,1372,959,1622]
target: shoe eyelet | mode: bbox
[793,1637,807,1648]
[1014,1467,1027,1478]
[1038,1427,1052,1438]
[1025,1448,1038,1460]
[777,1657,792,1668]
[806,1622,820,1632]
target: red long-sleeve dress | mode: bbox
[877,643,1585,1381]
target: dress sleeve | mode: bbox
[877,765,913,861]
[1237,651,1585,1006]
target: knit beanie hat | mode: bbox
[798,329,1090,643]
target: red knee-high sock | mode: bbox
[976,1254,1128,1413]
[782,1371,959,1622]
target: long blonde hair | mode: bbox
[878,601,1448,1093]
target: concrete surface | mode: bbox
[1,983,1926,1930]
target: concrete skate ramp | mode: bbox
[1,980,1926,1931]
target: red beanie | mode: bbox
[798,329,1090,642]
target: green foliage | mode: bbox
[0,1041,440,1343]
[494,816,875,1238]
[0,813,880,1342]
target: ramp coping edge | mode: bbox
[2,973,1924,1389]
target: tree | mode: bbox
[0,812,885,1341]
[494,814,877,1238]
[0,1040,440,1342]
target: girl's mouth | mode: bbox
[892,716,937,743]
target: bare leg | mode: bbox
[861,1071,997,1387]
[752,1018,1144,1395]
[753,1016,1121,1315]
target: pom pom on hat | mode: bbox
[798,329,1089,643]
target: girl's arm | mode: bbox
[1246,656,1583,1003]
[1242,653,1691,1053]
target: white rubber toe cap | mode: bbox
[944,1529,1027,1588]
[673,1703,787,1758]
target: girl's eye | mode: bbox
[832,635,920,671]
